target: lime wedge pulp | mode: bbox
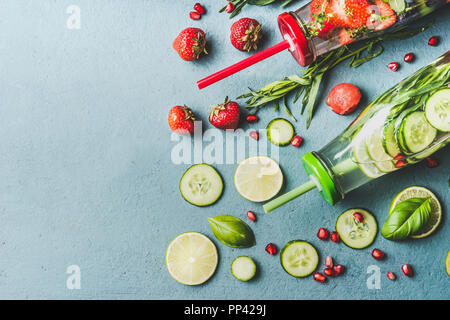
[234,156,283,202]
[165,232,218,285]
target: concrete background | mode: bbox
[0,0,448,299]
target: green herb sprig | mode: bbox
[219,0,300,19]
[238,22,433,128]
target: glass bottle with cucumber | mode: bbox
[264,51,450,213]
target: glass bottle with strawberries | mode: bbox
[278,0,448,66]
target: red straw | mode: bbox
[197,40,290,90]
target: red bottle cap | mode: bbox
[277,12,314,67]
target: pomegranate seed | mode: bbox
[330,231,340,243]
[395,159,407,168]
[324,268,335,277]
[401,264,414,277]
[291,135,303,147]
[246,114,259,123]
[313,272,326,283]
[193,3,205,15]
[246,210,256,222]
[317,228,329,241]
[403,53,414,63]
[393,153,405,160]
[325,256,334,269]
[387,272,396,281]
[353,212,364,223]
[249,131,259,140]
[428,36,439,46]
[265,243,277,255]
[425,157,438,168]
[225,2,235,13]
[189,11,201,20]
[333,264,345,276]
[387,62,399,71]
[371,248,386,260]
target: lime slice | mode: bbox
[165,232,218,285]
[446,251,450,276]
[234,156,283,202]
[389,186,442,239]
[365,125,396,173]
[353,128,384,179]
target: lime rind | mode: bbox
[446,251,450,276]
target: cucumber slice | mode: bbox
[280,241,318,278]
[231,256,256,281]
[394,105,422,154]
[353,128,384,179]
[179,164,223,206]
[365,124,396,173]
[401,111,437,154]
[267,118,294,146]
[382,120,401,157]
[425,88,450,132]
[336,209,377,249]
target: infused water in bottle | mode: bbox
[264,51,450,213]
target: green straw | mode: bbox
[263,179,317,213]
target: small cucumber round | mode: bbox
[231,256,256,281]
[179,164,223,207]
[267,118,294,146]
[280,241,318,277]
[401,111,437,154]
[336,209,377,249]
[425,88,450,132]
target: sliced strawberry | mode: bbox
[338,28,355,45]
[367,0,396,31]
[328,0,371,29]
[327,0,349,27]
[310,0,336,38]
[310,0,329,17]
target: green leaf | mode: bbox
[305,73,324,128]
[388,0,405,14]
[208,215,256,248]
[282,96,297,121]
[381,198,431,241]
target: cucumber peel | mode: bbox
[179,164,223,206]
[231,256,256,281]
[280,240,318,277]
[336,209,377,249]
[267,118,294,146]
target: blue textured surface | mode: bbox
[0,1,448,299]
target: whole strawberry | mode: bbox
[230,18,262,52]
[209,97,240,130]
[172,27,207,61]
[168,105,196,134]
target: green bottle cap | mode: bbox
[301,152,341,205]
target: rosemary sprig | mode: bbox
[219,0,300,19]
[238,21,433,128]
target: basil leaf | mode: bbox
[381,197,431,241]
[208,215,256,248]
